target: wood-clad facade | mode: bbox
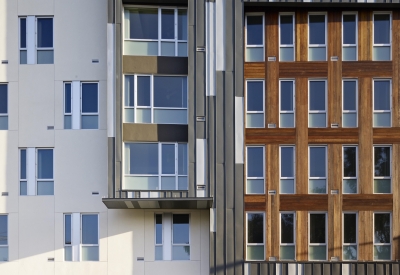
[244,7,400,262]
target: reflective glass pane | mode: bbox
[20,181,27,196]
[161,42,175,56]
[343,245,357,260]
[280,81,293,111]
[280,114,294,128]
[247,147,264,177]
[246,47,263,62]
[155,214,162,244]
[374,14,390,44]
[20,50,27,64]
[0,247,8,261]
[373,113,391,127]
[20,149,26,179]
[64,246,72,261]
[248,213,264,243]
[124,75,134,107]
[37,149,53,179]
[178,144,188,175]
[309,113,326,127]
[129,8,158,39]
[280,246,295,260]
[247,179,264,194]
[154,109,187,124]
[374,147,390,177]
[136,109,151,123]
[310,214,326,243]
[0,216,7,245]
[63,116,72,130]
[162,144,175,174]
[309,81,326,110]
[173,214,189,244]
[343,14,356,45]
[343,179,357,194]
[309,246,326,260]
[37,50,53,64]
[0,85,7,114]
[81,115,98,129]
[373,46,391,61]
[154,77,187,108]
[82,246,99,261]
[37,181,54,195]
[247,81,264,111]
[374,81,390,110]
[124,41,158,56]
[246,114,264,128]
[281,147,294,177]
[37,18,53,48]
[280,179,294,194]
[0,117,7,130]
[309,47,326,61]
[124,176,158,190]
[280,47,294,61]
[281,214,294,243]
[247,245,264,260]
[161,177,175,190]
[374,213,390,244]
[124,109,134,123]
[178,42,187,56]
[309,147,326,177]
[161,9,174,39]
[20,18,26,48]
[247,16,263,45]
[136,76,150,106]
[374,245,391,260]
[343,47,357,61]
[172,246,190,260]
[155,246,163,260]
[64,83,71,113]
[343,81,357,111]
[82,83,98,113]
[178,177,188,190]
[82,215,98,244]
[178,10,188,40]
[309,179,326,193]
[343,147,357,177]
[280,15,293,45]
[343,113,357,128]
[64,215,71,245]
[374,179,391,194]
[343,214,357,243]
[125,143,158,174]
[309,15,326,45]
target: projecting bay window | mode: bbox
[309,80,327,128]
[246,80,264,128]
[246,212,265,261]
[309,146,327,194]
[245,14,264,62]
[308,13,327,61]
[280,212,295,260]
[124,7,187,56]
[124,143,188,191]
[343,212,358,260]
[280,146,295,194]
[374,146,391,194]
[279,13,295,61]
[374,213,391,260]
[279,80,295,128]
[309,213,327,261]
[0,84,7,130]
[342,80,358,127]
[246,146,265,194]
[373,13,391,61]
[124,75,187,124]
[373,79,391,127]
[343,146,358,194]
[342,13,358,61]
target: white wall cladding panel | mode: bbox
[71,81,80,130]
[216,0,225,71]
[196,139,207,197]
[26,16,35,64]
[18,0,54,15]
[26,147,35,196]
[107,23,115,138]
[235,97,244,164]
[206,1,216,96]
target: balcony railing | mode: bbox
[117,189,189,199]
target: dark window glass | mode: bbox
[37,18,53,48]
[81,83,98,113]
[247,16,263,45]
[343,147,357,177]
[374,147,391,177]
[0,84,7,114]
[248,213,264,243]
[247,82,263,112]
[20,18,26,48]
[281,147,294,177]
[20,149,26,179]
[343,14,356,45]
[310,147,326,178]
[310,214,326,243]
[309,81,326,111]
[129,8,158,39]
[124,76,134,107]
[65,215,71,245]
[280,81,293,111]
[155,214,162,244]
[127,143,158,174]
[343,81,357,111]
[173,214,189,244]
[178,10,187,40]
[280,15,293,45]
[309,15,326,45]
[247,147,263,178]
[154,77,187,108]
[374,213,390,244]
[137,76,151,106]
[162,144,175,174]
[162,9,175,39]
[82,215,98,245]
[374,81,390,110]
[281,214,294,243]
[0,215,7,245]
[343,213,357,243]
[37,149,53,179]
[64,84,71,113]
[374,14,390,44]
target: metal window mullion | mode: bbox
[158,143,162,189]
[158,9,161,55]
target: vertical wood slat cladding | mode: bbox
[359,11,372,61]
[296,211,308,261]
[359,211,373,261]
[296,78,308,194]
[266,12,279,125]
[393,11,400,127]
[393,144,400,260]
[296,12,308,62]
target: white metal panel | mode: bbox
[235,97,244,164]
[288,263,297,275]
[342,264,350,275]
[107,23,115,138]
[276,263,282,275]
[163,213,172,261]
[72,213,80,262]
[72,81,80,129]
[210,208,216,232]
[216,0,226,71]
[206,2,216,96]
[26,16,35,64]
[196,139,207,197]
[298,264,304,275]
[26,148,35,196]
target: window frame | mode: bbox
[171,213,190,260]
[0,214,8,262]
[246,146,265,195]
[308,145,327,194]
[279,12,295,61]
[63,83,72,129]
[279,145,295,194]
[373,11,392,61]
[308,212,327,261]
[246,212,265,261]
[308,12,327,61]
[373,79,392,128]
[342,79,358,127]
[246,79,265,128]
[342,145,358,194]
[342,12,358,61]
[308,79,327,128]
[35,148,54,196]
[342,212,358,261]
[373,145,392,194]
[80,82,99,128]
[80,213,99,261]
[154,214,163,260]
[279,79,295,128]
[373,212,392,261]
[35,17,54,51]
[64,214,72,261]
[245,13,265,62]
[279,212,296,261]
[0,83,8,130]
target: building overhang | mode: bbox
[102,197,213,209]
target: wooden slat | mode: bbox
[296,11,308,62]
[359,11,372,61]
[244,202,266,211]
[342,61,392,77]
[373,128,400,143]
[392,11,400,127]
[280,195,328,211]
[244,63,265,79]
[393,144,400,260]
[308,128,359,144]
[359,211,373,260]
[244,195,266,203]
[246,128,296,144]
[279,62,328,78]
[342,194,393,211]
[296,211,308,261]
[296,78,308,194]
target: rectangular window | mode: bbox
[19,17,53,64]
[0,215,8,261]
[246,80,264,128]
[374,213,391,260]
[246,212,265,261]
[64,82,99,129]
[342,80,358,127]
[342,13,357,61]
[280,146,295,194]
[172,214,190,260]
[309,80,327,128]
[155,214,163,260]
[308,13,327,61]
[124,8,187,56]
[124,75,188,124]
[280,212,295,260]
[373,79,391,127]
[0,84,8,130]
[279,80,295,128]
[343,146,358,194]
[245,14,264,62]
[124,143,188,191]
[64,214,99,262]
[343,213,358,260]
[309,213,327,261]
[279,13,295,61]
[374,146,391,194]
[373,13,391,61]
[246,146,265,194]
[309,146,327,194]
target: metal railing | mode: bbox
[117,189,189,199]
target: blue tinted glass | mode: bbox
[310,147,326,177]
[374,81,390,110]
[126,143,158,174]
[374,147,390,177]
[309,15,326,45]
[247,16,263,45]
[178,10,187,40]
[281,147,294,177]
[82,215,98,245]
[0,85,7,114]
[20,18,26,48]
[374,14,390,44]
[247,82,263,111]
[64,84,71,113]
[343,81,357,111]
[125,76,134,107]
[129,8,158,39]
[37,149,53,179]
[280,15,293,45]
[156,215,162,244]
[162,9,175,39]
[162,144,175,174]
[20,149,26,179]
[178,144,188,175]
[37,18,53,48]
[0,216,7,245]
[247,147,264,177]
[154,77,187,108]
[309,81,326,111]
[137,76,151,106]
[173,214,189,244]
[65,215,71,244]
[280,81,293,111]
[82,83,98,113]
[343,14,356,45]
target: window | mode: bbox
[0,215,8,261]
[0,84,7,130]
[280,212,295,260]
[342,80,358,127]
[124,7,187,56]
[374,213,391,260]
[309,213,327,261]
[373,79,391,127]
[309,80,327,128]
[279,13,295,61]
[19,17,53,64]
[308,13,327,61]
[373,13,391,61]
[343,213,358,260]
[280,146,295,194]
[155,213,190,261]
[124,143,188,191]
[64,214,99,261]
[343,146,358,194]
[124,75,188,124]
[342,13,358,61]
[309,146,327,194]
[246,80,264,128]
[246,212,265,261]
[246,146,265,194]
[245,14,264,62]
[279,80,295,128]
[64,82,99,129]
[374,146,391,194]
[20,148,54,196]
